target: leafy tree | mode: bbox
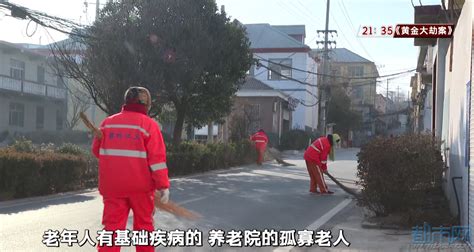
[327,87,362,139]
[53,0,252,145]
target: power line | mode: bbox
[0,2,91,39]
[338,0,375,62]
[255,57,416,80]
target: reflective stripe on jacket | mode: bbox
[304,137,331,171]
[250,132,269,149]
[92,109,170,197]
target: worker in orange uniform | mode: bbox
[92,87,170,252]
[250,129,269,165]
[304,134,341,194]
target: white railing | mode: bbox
[47,86,67,99]
[0,75,22,92]
[23,80,46,96]
[0,74,66,100]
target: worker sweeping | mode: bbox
[303,134,341,194]
[92,87,170,252]
[250,129,269,165]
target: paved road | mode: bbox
[0,148,360,252]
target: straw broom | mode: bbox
[79,112,201,220]
[266,147,295,166]
[324,171,361,199]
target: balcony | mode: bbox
[0,74,67,100]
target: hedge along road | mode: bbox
[0,148,360,252]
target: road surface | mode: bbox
[0,148,360,251]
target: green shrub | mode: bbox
[279,129,316,150]
[0,149,87,199]
[167,140,256,176]
[0,139,256,200]
[18,130,91,145]
[57,143,86,155]
[356,134,444,217]
[10,137,35,153]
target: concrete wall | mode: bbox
[223,95,292,142]
[0,45,67,134]
[253,52,317,131]
[66,79,108,131]
[442,0,472,227]
[0,48,57,85]
[0,92,65,133]
[434,39,450,138]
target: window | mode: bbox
[348,66,364,77]
[9,102,25,127]
[56,110,63,131]
[268,58,292,80]
[37,66,45,84]
[10,59,25,80]
[36,106,44,130]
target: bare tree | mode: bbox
[66,89,90,129]
[229,101,261,142]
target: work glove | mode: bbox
[157,189,170,204]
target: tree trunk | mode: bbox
[172,107,186,145]
[207,121,213,144]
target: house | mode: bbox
[410,46,435,133]
[311,48,379,145]
[245,24,318,133]
[412,1,474,245]
[32,39,108,131]
[0,40,67,133]
[223,77,293,144]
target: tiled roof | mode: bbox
[239,76,274,90]
[272,25,306,36]
[244,24,309,49]
[311,48,372,63]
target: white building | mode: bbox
[245,24,318,132]
[0,40,67,133]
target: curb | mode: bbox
[0,188,98,209]
[361,221,402,230]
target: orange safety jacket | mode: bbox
[250,132,269,150]
[92,106,170,197]
[304,136,331,171]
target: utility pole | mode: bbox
[317,0,337,135]
[96,0,100,19]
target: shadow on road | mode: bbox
[0,194,96,215]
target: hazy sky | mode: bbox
[0,0,442,96]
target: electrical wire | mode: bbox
[25,19,38,37]
[0,2,91,39]
[338,0,375,62]
[255,57,416,80]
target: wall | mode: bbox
[0,92,64,133]
[0,48,57,86]
[0,46,67,134]
[223,95,290,142]
[253,52,317,131]
[442,0,472,228]
[66,79,108,131]
[434,39,450,137]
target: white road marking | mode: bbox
[252,170,309,180]
[273,198,353,252]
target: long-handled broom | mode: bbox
[266,147,295,166]
[79,112,201,220]
[324,171,361,199]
